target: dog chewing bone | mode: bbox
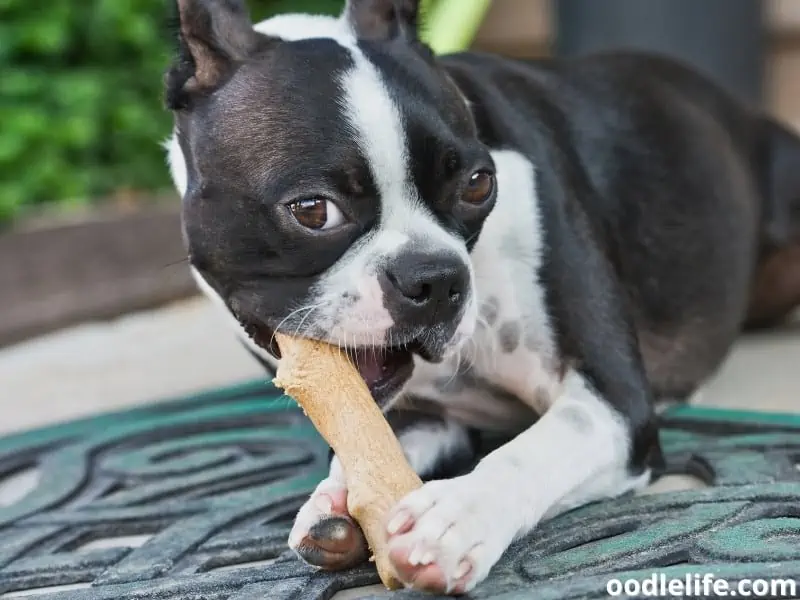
[272,333,423,589]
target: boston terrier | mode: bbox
[165,0,800,593]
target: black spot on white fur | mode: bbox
[498,321,521,353]
[558,405,594,434]
[480,296,500,326]
[524,329,540,352]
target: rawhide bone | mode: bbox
[272,333,423,589]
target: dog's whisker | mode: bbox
[268,303,324,351]
[473,313,500,372]
[464,230,481,247]
[279,305,319,333]
[161,256,190,270]
[442,349,462,388]
[271,304,307,335]
[293,304,323,339]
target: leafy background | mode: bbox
[0,0,345,225]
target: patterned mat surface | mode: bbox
[0,381,798,599]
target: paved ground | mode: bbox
[0,298,262,435]
[1,296,798,437]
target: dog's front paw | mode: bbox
[289,479,369,570]
[385,475,515,594]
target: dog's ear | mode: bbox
[343,0,421,41]
[166,0,273,109]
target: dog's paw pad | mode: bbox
[294,514,369,570]
[388,541,474,594]
[289,483,368,570]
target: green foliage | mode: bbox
[0,0,344,224]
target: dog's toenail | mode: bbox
[387,510,410,534]
[407,545,425,566]
[455,559,472,579]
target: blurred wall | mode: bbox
[472,0,800,129]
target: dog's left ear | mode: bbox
[343,0,421,41]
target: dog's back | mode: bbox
[443,50,800,397]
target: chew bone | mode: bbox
[273,333,423,589]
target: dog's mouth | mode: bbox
[240,318,422,402]
[342,344,418,400]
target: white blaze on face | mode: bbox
[255,13,475,348]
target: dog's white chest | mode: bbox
[401,149,561,429]
[404,293,559,430]
[469,253,562,411]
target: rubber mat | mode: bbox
[0,381,797,599]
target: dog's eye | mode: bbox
[288,198,346,230]
[462,170,494,205]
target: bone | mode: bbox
[272,333,423,590]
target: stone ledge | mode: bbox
[0,199,196,348]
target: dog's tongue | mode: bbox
[351,349,389,385]
[352,348,404,386]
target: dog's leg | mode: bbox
[289,409,474,570]
[383,373,652,593]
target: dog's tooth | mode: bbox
[387,511,410,535]
[419,550,435,565]
[454,559,472,579]
[407,545,424,566]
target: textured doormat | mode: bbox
[0,382,798,599]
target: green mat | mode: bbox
[0,381,798,599]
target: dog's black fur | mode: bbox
[165,0,800,592]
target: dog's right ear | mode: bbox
[166,0,273,109]
[343,0,421,41]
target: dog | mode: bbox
[164,0,800,593]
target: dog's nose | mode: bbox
[380,252,469,323]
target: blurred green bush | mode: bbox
[0,0,344,224]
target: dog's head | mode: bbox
[166,0,497,404]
